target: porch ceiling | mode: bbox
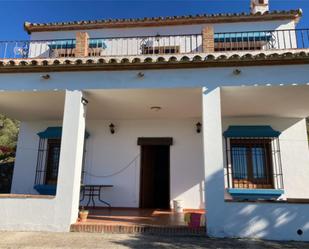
[221,85,309,118]
[0,91,65,121]
[85,88,202,119]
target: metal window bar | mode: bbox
[225,137,284,190]
[34,138,87,186]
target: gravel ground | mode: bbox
[0,232,309,249]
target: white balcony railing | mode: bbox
[0,29,308,59]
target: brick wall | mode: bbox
[75,32,89,57]
[202,26,215,53]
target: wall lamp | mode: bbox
[196,122,202,133]
[81,97,88,106]
[41,74,50,80]
[233,69,241,75]
[109,123,115,134]
[137,72,145,78]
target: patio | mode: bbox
[71,208,206,235]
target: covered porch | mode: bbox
[0,87,205,231]
[1,84,309,237]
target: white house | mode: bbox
[0,0,309,241]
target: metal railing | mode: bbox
[214,28,309,52]
[0,29,308,59]
[88,34,202,57]
[0,39,76,59]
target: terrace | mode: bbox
[0,28,308,60]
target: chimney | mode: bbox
[250,0,269,14]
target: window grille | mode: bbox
[225,137,284,190]
[34,138,87,187]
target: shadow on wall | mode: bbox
[206,170,309,241]
[109,234,309,249]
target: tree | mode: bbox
[0,115,19,150]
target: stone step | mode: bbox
[71,224,206,236]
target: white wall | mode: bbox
[1,64,309,92]
[30,20,295,41]
[12,118,204,209]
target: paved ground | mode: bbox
[0,232,309,249]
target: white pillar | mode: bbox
[55,90,86,227]
[202,87,226,237]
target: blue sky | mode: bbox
[0,0,308,40]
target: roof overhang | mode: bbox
[0,88,202,121]
[221,85,309,118]
[0,50,309,73]
[24,9,302,34]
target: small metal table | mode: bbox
[80,184,113,208]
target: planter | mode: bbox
[79,210,89,222]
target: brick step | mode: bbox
[70,224,206,236]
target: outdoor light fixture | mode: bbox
[109,123,115,134]
[150,106,162,111]
[81,97,88,106]
[41,74,50,80]
[137,72,145,78]
[196,122,202,133]
[233,69,241,75]
[155,33,161,42]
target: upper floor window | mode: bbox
[214,32,274,52]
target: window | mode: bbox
[45,139,61,185]
[230,139,273,189]
[214,32,274,52]
[224,125,284,191]
[35,127,89,193]
[224,126,284,200]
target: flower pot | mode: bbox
[79,210,89,222]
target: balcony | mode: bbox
[0,28,308,59]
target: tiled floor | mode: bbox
[71,208,206,234]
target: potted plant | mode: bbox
[79,207,89,222]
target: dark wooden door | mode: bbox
[140,145,170,209]
[45,139,61,185]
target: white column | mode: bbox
[202,87,226,237]
[55,90,86,226]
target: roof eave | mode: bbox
[24,9,302,34]
[0,50,309,73]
